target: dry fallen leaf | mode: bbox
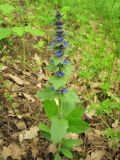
[112,120,120,132]
[9,143,25,160]
[19,126,39,142]
[8,74,24,85]
[1,143,25,160]
[7,74,30,85]
[16,121,26,130]
[1,146,11,159]
[86,129,104,146]
[65,133,79,139]
[23,93,35,102]
[30,138,39,158]
[85,150,105,160]
[46,144,57,155]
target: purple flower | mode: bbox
[62,88,68,94]
[55,51,63,57]
[56,71,65,77]
[63,59,69,64]
[48,40,55,46]
[57,36,64,42]
[56,21,63,26]
[64,42,68,48]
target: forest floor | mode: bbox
[0,35,120,160]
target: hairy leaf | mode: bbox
[54,153,61,160]
[68,119,89,133]
[50,116,68,143]
[61,147,73,159]
[63,138,82,148]
[37,87,56,101]
[43,100,58,119]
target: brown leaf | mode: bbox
[85,150,105,160]
[19,126,39,142]
[47,144,57,155]
[16,121,26,130]
[30,138,39,158]
[1,146,11,159]
[1,143,25,160]
[7,74,30,85]
[65,133,79,139]
[9,143,25,160]
[23,93,35,102]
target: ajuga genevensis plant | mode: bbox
[37,11,89,160]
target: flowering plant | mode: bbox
[37,11,89,160]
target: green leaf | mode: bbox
[25,26,45,36]
[63,139,82,148]
[61,90,80,106]
[54,56,65,65]
[12,27,25,36]
[50,116,69,143]
[68,119,89,133]
[0,28,11,40]
[48,76,67,90]
[0,3,14,14]
[38,123,50,133]
[62,102,76,117]
[63,63,74,76]
[66,107,84,120]
[36,87,56,101]
[43,100,58,119]
[61,147,73,159]
[38,123,51,140]
[54,153,61,160]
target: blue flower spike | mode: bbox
[63,59,69,64]
[55,50,63,57]
[56,71,65,77]
[64,42,68,48]
[57,36,64,42]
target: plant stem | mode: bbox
[58,99,63,118]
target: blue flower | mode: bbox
[63,59,69,64]
[48,40,55,46]
[57,36,64,42]
[56,71,65,77]
[55,51,63,57]
[56,21,63,26]
[64,42,68,48]
[62,88,68,94]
